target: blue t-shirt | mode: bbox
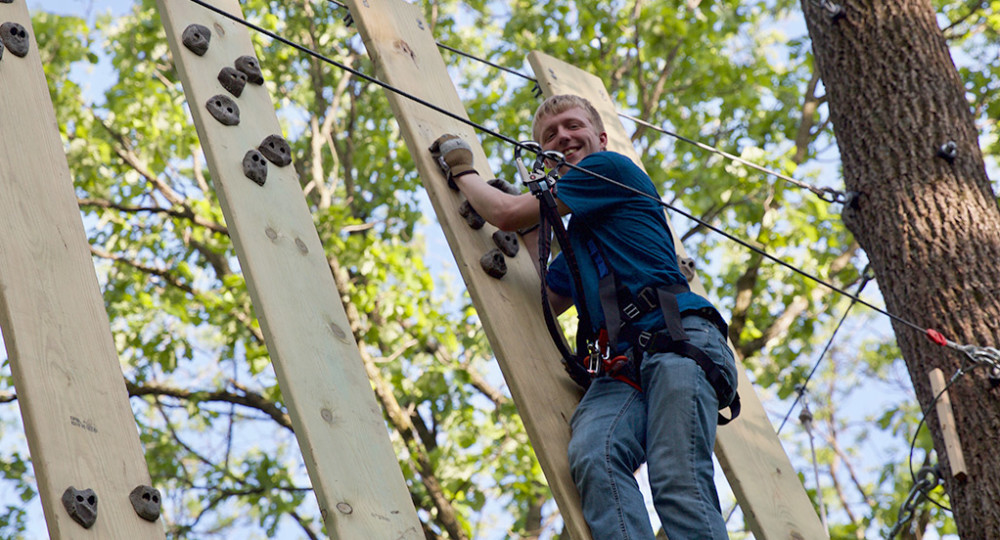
[545,152,726,347]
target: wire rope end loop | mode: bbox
[926,329,948,347]
[819,187,849,204]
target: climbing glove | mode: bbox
[429,134,477,188]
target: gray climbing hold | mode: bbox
[242,149,268,186]
[61,487,98,529]
[206,94,240,126]
[235,55,264,85]
[480,248,507,279]
[0,40,5,62]
[258,135,292,166]
[218,66,247,97]
[487,178,521,196]
[0,22,29,58]
[181,24,211,56]
[129,485,161,522]
[458,200,485,230]
[492,230,518,257]
[679,257,695,281]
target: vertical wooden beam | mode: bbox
[529,50,828,540]
[0,2,164,538]
[156,2,421,538]
[344,1,592,538]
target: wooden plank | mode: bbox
[344,1,592,538]
[0,2,164,538]
[529,50,829,540]
[928,368,967,480]
[155,2,422,538]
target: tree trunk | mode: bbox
[802,1,1000,537]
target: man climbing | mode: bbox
[430,94,737,540]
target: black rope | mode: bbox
[188,0,535,156]
[187,0,934,341]
[618,113,848,204]
[323,0,845,204]
[325,0,538,83]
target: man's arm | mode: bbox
[519,227,574,315]
[431,134,573,313]
[430,134,569,231]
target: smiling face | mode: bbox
[532,96,608,171]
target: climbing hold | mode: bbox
[242,149,267,186]
[492,230,518,257]
[206,95,240,126]
[0,22,29,58]
[235,55,264,85]
[480,249,507,279]
[218,66,247,97]
[181,24,211,56]
[129,485,161,522]
[458,200,485,230]
[258,134,292,166]
[679,257,695,281]
[487,178,521,196]
[0,40,5,62]
[61,487,98,529]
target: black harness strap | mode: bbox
[586,243,741,425]
[522,151,739,425]
[535,185,598,389]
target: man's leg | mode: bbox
[568,377,655,539]
[642,315,734,540]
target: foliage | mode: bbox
[0,0,996,537]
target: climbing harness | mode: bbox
[514,144,740,424]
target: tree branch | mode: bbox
[128,380,293,431]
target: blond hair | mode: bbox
[531,94,605,142]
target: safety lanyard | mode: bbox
[515,144,595,363]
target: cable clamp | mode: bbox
[926,330,1000,372]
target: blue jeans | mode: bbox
[567,315,738,539]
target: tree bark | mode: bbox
[802,1,1000,537]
